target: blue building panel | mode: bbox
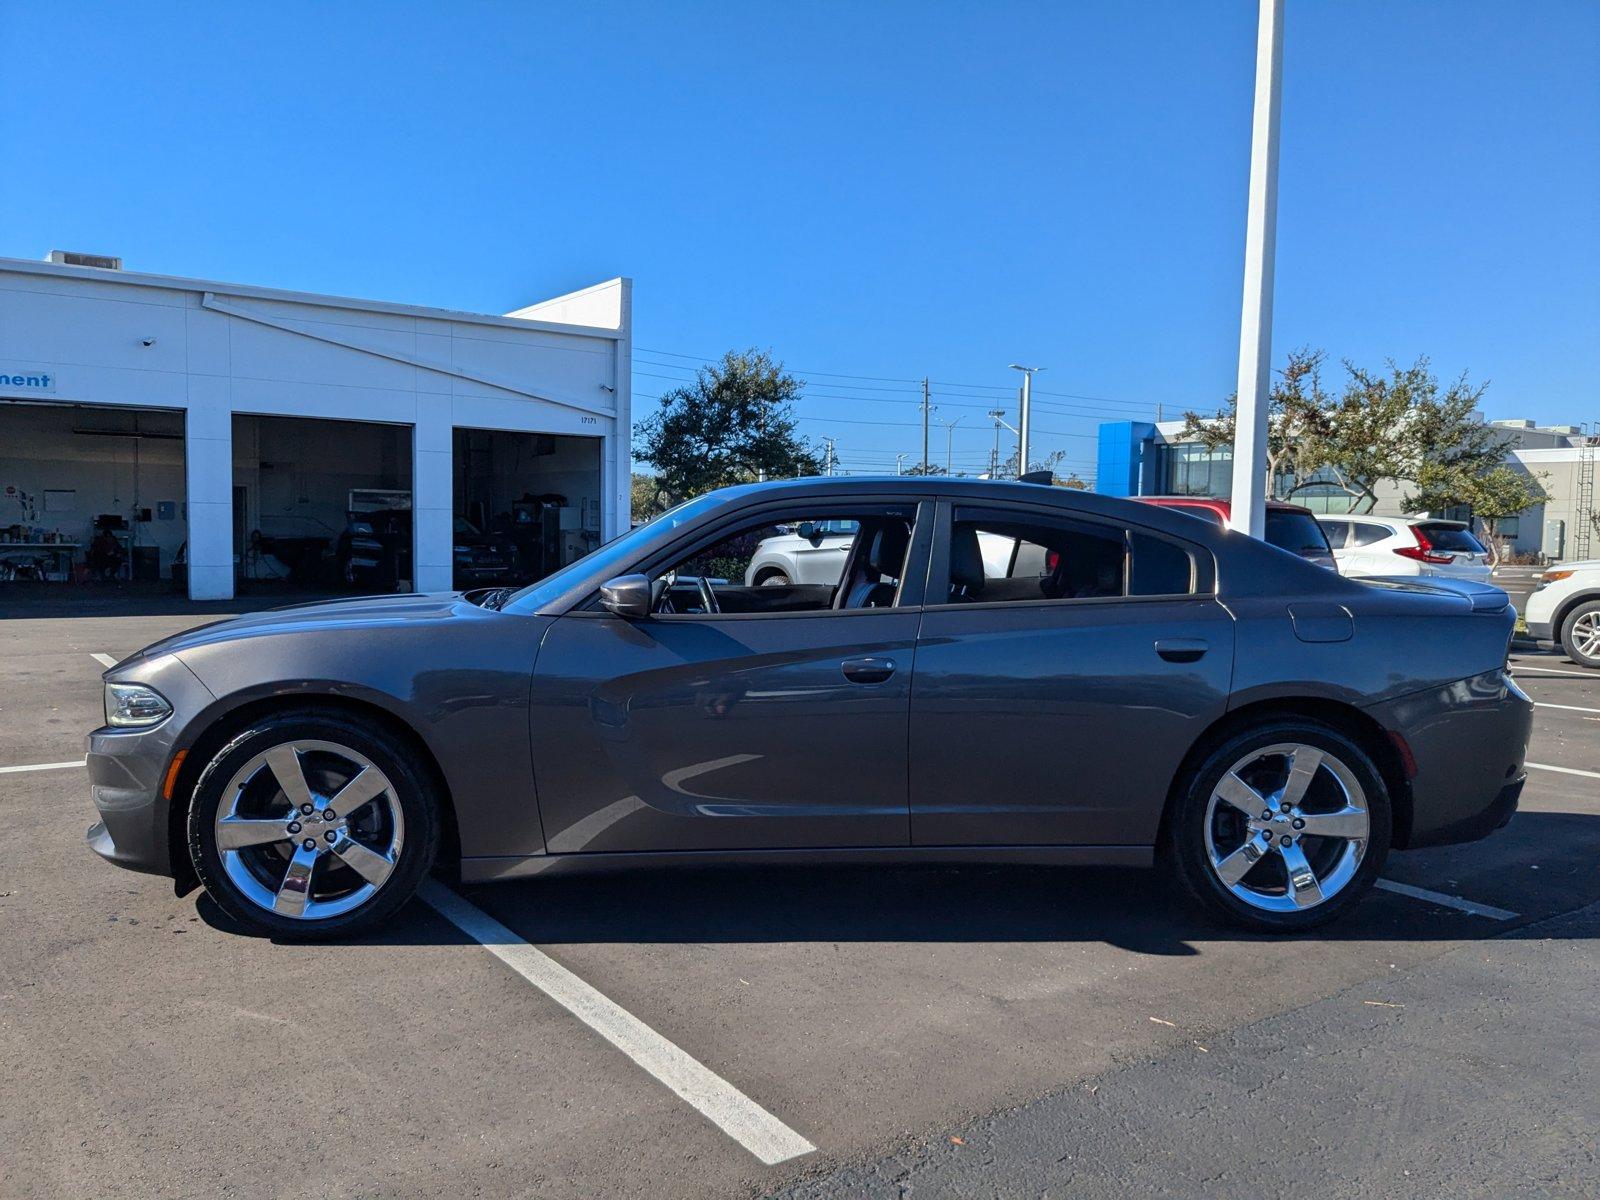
[1095,421,1156,497]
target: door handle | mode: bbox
[1155,638,1208,663]
[841,656,896,684]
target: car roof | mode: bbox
[1135,495,1318,515]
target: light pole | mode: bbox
[988,408,1017,477]
[822,437,836,477]
[896,452,909,476]
[937,415,962,475]
[1228,0,1284,538]
[1009,364,1044,477]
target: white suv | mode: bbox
[1524,560,1600,669]
[1316,517,1492,582]
[744,522,1016,586]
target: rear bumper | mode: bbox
[1365,669,1534,849]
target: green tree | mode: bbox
[1180,348,1331,499]
[1410,463,1546,565]
[1318,358,1495,514]
[630,472,669,523]
[633,350,822,501]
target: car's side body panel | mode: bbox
[909,595,1235,845]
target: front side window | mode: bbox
[649,507,916,616]
[944,508,1197,605]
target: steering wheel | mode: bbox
[695,574,721,615]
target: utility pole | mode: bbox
[1009,364,1044,478]
[920,378,933,474]
[822,437,836,477]
[1228,0,1284,539]
[896,452,908,476]
[988,409,1018,477]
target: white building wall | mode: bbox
[0,258,631,599]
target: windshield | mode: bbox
[1265,510,1333,558]
[501,492,725,611]
[1416,523,1487,554]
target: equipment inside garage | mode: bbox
[452,429,602,587]
[232,413,413,593]
[0,401,186,589]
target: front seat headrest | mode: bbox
[949,525,986,593]
[868,522,911,576]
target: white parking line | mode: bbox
[1526,761,1600,780]
[1511,664,1597,679]
[1376,879,1518,920]
[418,880,815,1166]
[1535,702,1600,716]
[0,759,85,775]
[90,653,117,668]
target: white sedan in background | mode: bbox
[745,521,1020,586]
[1525,560,1600,669]
[1316,516,1492,582]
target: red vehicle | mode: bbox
[1135,496,1338,571]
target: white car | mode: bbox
[745,521,1019,586]
[1316,516,1492,582]
[1524,559,1600,669]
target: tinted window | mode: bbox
[1350,522,1392,547]
[1318,520,1349,549]
[1264,510,1332,558]
[1416,523,1487,553]
[946,509,1196,604]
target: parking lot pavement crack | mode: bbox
[765,900,1600,1200]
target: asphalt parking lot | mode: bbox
[2,605,1597,1199]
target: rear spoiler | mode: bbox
[1355,576,1510,614]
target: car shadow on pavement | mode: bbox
[196,812,1600,955]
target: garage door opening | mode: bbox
[233,414,413,595]
[0,401,187,600]
[452,429,602,588]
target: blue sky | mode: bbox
[3,1,1595,480]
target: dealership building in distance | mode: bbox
[0,253,631,600]
[1096,416,1598,563]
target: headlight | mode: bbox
[1534,570,1573,592]
[104,682,173,728]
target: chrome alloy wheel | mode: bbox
[212,740,404,921]
[1571,609,1600,660]
[1202,742,1370,913]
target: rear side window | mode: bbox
[1350,522,1392,547]
[1264,510,1332,557]
[945,507,1199,604]
[1319,521,1349,549]
[1415,523,1486,554]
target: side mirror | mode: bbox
[797,520,823,544]
[599,573,653,619]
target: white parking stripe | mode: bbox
[0,760,85,775]
[1510,664,1597,679]
[1526,761,1600,780]
[90,653,117,668]
[1376,879,1518,920]
[418,880,816,1166]
[1534,702,1600,716]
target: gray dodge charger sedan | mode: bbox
[88,477,1532,938]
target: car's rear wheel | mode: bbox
[1165,721,1391,932]
[187,711,439,939]
[1559,600,1600,669]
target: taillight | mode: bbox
[1396,526,1454,565]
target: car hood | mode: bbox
[120,592,477,664]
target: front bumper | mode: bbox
[85,654,213,878]
[1365,668,1534,849]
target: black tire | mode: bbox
[754,567,792,587]
[187,709,440,939]
[1163,720,1392,933]
[1559,599,1600,669]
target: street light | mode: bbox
[936,415,962,475]
[896,452,909,476]
[1009,364,1044,477]
[988,408,1017,477]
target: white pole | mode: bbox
[1009,364,1043,477]
[1228,0,1284,538]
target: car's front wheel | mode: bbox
[1559,599,1600,669]
[187,710,440,939]
[1165,721,1391,932]
[753,567,792,586]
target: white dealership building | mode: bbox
[0,253,631,600]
